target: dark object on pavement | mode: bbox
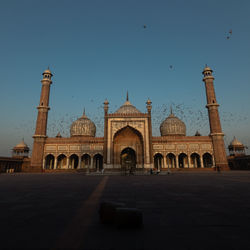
[99,201,125,224]
[114,208,143,228]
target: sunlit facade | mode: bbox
[30,67,229,172]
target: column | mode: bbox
[201,155,204,168]
[188,155,191,168]
[163,156,167,169]
[78,156,81,169]
[90,156,94,170]
[54,157,57,170]
[176,155,179,168]
[42,158,45,170]
[66,157,69,169]
[194,157,197,168]
[49,158,53,169]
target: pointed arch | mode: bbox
[203,153,213,168]
[45,154,55,169]
[154,153,163,170]
[81,154,91,168]
[57,154,67,169]
[94,154,103,171]
[191,153,201,168]
[166,153,176,168]
[69,154,79,169]
[113,125,144,168]
[178,153,188,168]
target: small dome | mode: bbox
[202,65,213,75]
[70,111,96,137]
[43,68,52,74]
[160,112,186,136]
[229,137,243,147]
[56,132,62,138]
[203,66,212,71]
[195,130,201,136]
[104,99,109,105]
[13,139,29,150]
[42,68,53,77]
[115,100,142,114]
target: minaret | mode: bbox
[202,66,229,170]
[146,98,153,166]
[103,99,109,167]
[30,68,53,171]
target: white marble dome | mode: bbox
[160,112,186,136]
[115,100,142,114]
[70,111,96,137]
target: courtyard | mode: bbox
[0,171,250,249]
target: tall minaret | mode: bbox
[103,99,109,167]
[146,98,153,166]
[30,68,53,171]
[202,66,229,170]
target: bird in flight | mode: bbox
[226,29,232,39]
[143,25,147,29]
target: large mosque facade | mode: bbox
[30,67,229,172]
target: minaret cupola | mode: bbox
[42,68,53,80]
[146,98,152,114]
[202,65,214,78]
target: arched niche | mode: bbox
[191,153,201,168]
[81,154,91,168]
[45,154,55,169]
[178,153,188,168]
[154,153,163,170]
[57,154,67,169]
[113,126,144,168]
[203,153,213,168]
[166,153,176,168]
[69,154,79,169]
[94,154,103,171]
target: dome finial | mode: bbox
[170,105,173,115]
[83,107,85,115]
[126,91,129,101]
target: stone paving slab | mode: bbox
[0,172,250,249]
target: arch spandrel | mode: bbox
[113,125,144,143]
[113,125,144,166]
[111,121,145,143]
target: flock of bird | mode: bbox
[15,100,248,141]
[13,26,245,144]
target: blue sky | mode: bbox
[0,0,250,156]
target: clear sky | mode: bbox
[0,0,250,156]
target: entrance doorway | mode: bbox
[121,147,136,174]
[113,126,143,168]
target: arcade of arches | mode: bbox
[153,152,213,170]
[44,153,103,171]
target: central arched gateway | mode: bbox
[113,126,144,169]
[121,147,136,172]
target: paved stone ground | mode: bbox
[0,171,250,249]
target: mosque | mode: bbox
[29,66,230,172]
